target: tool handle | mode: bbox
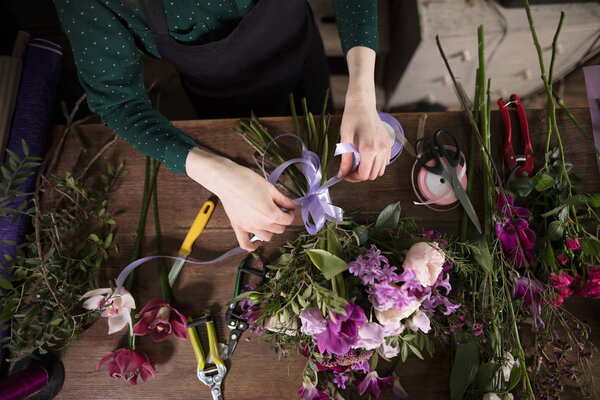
[188,324,206,371]
[433,129,461,167]
[498,98,516,168]
[179,201,215,256]
[511,94,533,176]
[416,138,444,175]
[206,318,225,367]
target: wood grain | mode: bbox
[50,109,600,399]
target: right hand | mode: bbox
[186,148,297,251]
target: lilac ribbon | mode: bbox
[115,113,404,292]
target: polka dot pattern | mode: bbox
[53,0,377,174]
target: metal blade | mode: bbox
[445,168,483,234]
[168,256,187,287]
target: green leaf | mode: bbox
[541,206,564,218]
[307,249,348,279]
[472,240,492,274]
[407,343,424,360]
[506,363,522,391]
[450,340,480,400]
[580,236,600,258]
[545,241,558,271]
[0,277,13,290]
[566,194,589,206]
[535,174,554,191]
[588,194,600,208]
[353,226,369,246]
[326,225,341,256]
[473,361,496,391]
[548,221,564,241]
[508,177,536,198]
[21,139,29,156]
[375,202,401,230]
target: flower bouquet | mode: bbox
[233,204,462,398]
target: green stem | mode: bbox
[152,160,171,303]
[289,93,301,138]
[548,12,565,86]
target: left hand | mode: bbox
[337,97,393,182]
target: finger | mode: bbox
[337,152,354,179]
[252,229,273,242]
[267,223,287,234]
[234,228,261,252]
[368,156,380,181]
[355,152,374,182]
[378,156,387,177]
[271,205,296,225]
[270,186,298,211]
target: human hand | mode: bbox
[186,148,297,251]
[337,46,393,182]
[337,97,393,182]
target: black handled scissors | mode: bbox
[416,129,482,234]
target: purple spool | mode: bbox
[0,38,62,367]
[378,111,404,162]
[0,365,49,400]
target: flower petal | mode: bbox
[108,313,129,335]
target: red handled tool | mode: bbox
[498,94,533,182]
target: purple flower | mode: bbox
[316,302,366,355]
[348,246,393,285]
[367,283,415,312]
[396,268,423,293]
[471,322,484,336]
[351,359,371,374]
[357,371,394,398]
[299,308,327,336]
[379,264,400,283]
[436,273,452,295]
[392,374,409,399]
[355,322,385,350]
[381,341,400,358]
[333,373,350,390]
[298,380,329,400]
[511,276,544,324]
[496,195,536,267]
[556,253,568,266]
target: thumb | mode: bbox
[270,186,298,210]
[337,152,354,179]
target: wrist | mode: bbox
[185,147,236,196]
[345,46,377,104]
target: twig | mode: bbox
[77,134,119,180]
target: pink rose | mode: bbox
[354,322,385,350]
[403,242,446,286]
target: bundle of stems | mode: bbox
[237,91,337,197]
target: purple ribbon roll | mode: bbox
[0,38,62,367]
[0,365,49,400]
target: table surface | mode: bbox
[50,109,600,400]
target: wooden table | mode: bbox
[51,109,600,399]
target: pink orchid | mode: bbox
[81,288,136,334]
[97,348,155,385]
[556,253,569,266]
[298,379,329,400]
[133,299,188,341]
[357,371,394,398]
[575,266,600,299]
[565,237,581,250]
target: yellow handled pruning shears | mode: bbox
[188,314,227,400]
[168,200,215,286]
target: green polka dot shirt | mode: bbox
[54,0,378,175]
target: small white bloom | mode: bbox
[80,287,136,335]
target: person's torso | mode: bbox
[97,0,256,58]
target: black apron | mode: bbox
[141,0,332,118]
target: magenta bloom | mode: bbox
[97,348,155,385]
[496,195,536,267]
[298,380,329,400]
[316,302,366,355]
[556,253,569,266]
[549,272,574,306]
[357,371,394,398]
[575,266,600,299]
[566,237,581,250]
[511,276,544,323]
[133,299,188,341]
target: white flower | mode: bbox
[502,352,516,382]
[81,288,136,335]
[375,300,420,336]
[407,311,431,333]
[264,314,298,336]
[380,341,400,358]
[483,393,513,400]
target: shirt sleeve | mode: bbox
[54,0,197,175]
[332,0,378,55]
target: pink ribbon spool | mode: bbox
[411,145,467,211]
